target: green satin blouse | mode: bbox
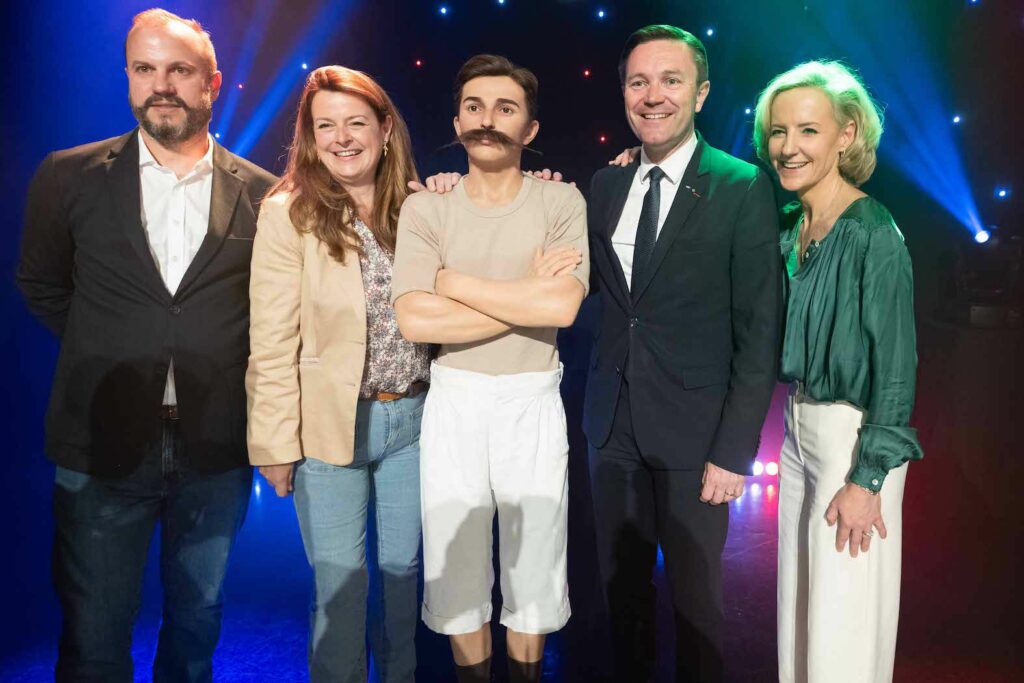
[780,196,924,493]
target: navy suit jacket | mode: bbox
[583,135,782,473]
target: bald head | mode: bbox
[126,8,217,75]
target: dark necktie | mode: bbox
[631,165,665,294]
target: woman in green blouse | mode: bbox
[752,61,923,683]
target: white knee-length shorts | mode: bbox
[419,362,571,635]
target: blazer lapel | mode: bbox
[175,143,243,299]
[105,130,168,296]
[632,138,711,302]
[595,161,637,308]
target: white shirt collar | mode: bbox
[137,131,215,177]
[638,132,698,186]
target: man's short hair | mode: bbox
[618,24,709,86]
[126,8,217,74]
[453,54,539,120]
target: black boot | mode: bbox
[508,657,542,683]
[454,657,491,683]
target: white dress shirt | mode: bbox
[138,132,215,406]
[611,133,698,288]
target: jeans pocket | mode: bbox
[55,466,92,492]
[298,455,343,475]
[384,395,424,456]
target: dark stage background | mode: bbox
[2,0,1022,681]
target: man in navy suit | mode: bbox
[584,25,782,683]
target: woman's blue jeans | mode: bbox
[293,392,424,683]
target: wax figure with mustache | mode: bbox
[17,9,275,682]
[391,54,589,683]
[417,26,782,683]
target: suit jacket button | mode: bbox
[169,305,181,315]
[615,366,621,374]
[629,317,638,328]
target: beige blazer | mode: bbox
[246,191,367,466]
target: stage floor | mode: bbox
[2,372,1022,681]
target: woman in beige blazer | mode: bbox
[246,66,429,683]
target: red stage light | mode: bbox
[583,69,591,77]
[599,135,607,143]
[415,59,423,67]
[766,461,779,477]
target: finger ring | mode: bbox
[864,530,874,537]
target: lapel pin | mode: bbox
[684,184,702,198]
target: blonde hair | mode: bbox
[753,60,883,186]
[269,66,419,263]
[127,8,217,74]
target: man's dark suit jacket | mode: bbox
[17,130,277,477]
[583,135,782,474]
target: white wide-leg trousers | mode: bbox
[778,386,908,683]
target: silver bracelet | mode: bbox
[852,482,879,496]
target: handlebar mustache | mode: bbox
[436,128,542,155]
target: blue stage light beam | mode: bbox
[812,3,984,237]
[727,107,752,160]
[232,0,355,157]
[213,0,278,143]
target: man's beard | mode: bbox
[131,93,213,145]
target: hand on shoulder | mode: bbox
[408,172,462,195]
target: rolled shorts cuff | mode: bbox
[499,597,571,635]
[421,600,493,635]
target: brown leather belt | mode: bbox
[371,380,429,402]
[160,405,180,420]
